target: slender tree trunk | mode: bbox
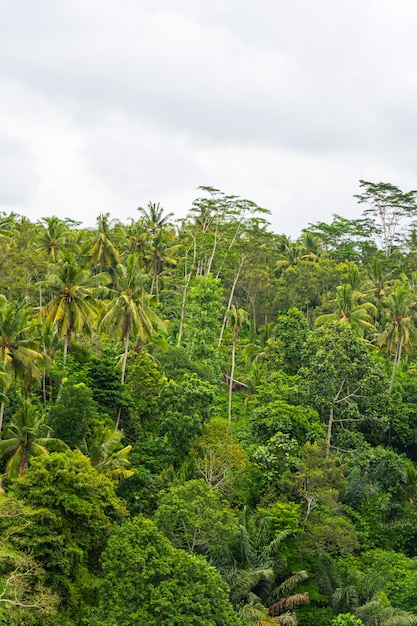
[206,225,219,275]
[228,329,237,430]
[63,330,70,365]
[177,271,192,348]
[218,259,244,347]
[326,406,334,458]
[116,325,131,429]
[389,337,403,394]
[0,399,4,432]
[121,327,130,386]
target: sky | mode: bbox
[1,0,417,236]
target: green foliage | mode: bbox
[275,307,310,374]
[48,379,101,448]
[281,442,358,555]
[87,516,243,625]
[157,373,216,460]
[85,352,127,421]
[332,613,364,626]
[154,479,238,559]
[301,323,390,453]
[10,450,127,599]
[123,350,161,438]
[189,417,250,500]
[183,275,224,375]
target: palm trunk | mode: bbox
[121,328,130,386]
[116,326,131,429]
[0,399,4,432]
[63,329,70,365]
[389,337,403,394]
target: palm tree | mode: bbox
[137,201,174,236]
[0,296,43,429]
[87,213,121,273]
[315,284,377,337]
[125,218,150,257]
[145,228,181,301]
[376,284,417,392]
[227,306,248,429]
[36,217,72,262]
[365,257,393,302]
[137,203,178,301]
[0,401,67,479]
[223,511,309,623]
[99,255,167,425]
[80,425,133,481]
[275,236,304,275]
[44,255,110,362]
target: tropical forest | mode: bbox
[2,181,417,626]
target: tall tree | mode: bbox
[354,180,417,257]
[376,284,417,393]
[301,323,390,455]
[99,255,167,426]
[36,216,72,262]
[0,296,43,429]
[44,255,109,362]
[227,305,248,429]
[87,213,121,273]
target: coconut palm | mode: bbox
[365,257,393,302]
[0,401,67,479]
[0,296,43,429]
[138,201,174,237]
[376,284,417,392]
[36,216,72,262]
[315,284,377,337]
[145,228,181,301]
[99,254,167,389]
[79,425,133,481]
[44,254,110,362]
[87,213,121,273]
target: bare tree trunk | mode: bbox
[228,334,237,430]
[326,406,334,458]
[218,261,243,347]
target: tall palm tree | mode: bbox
[227,306,248,429]
[0,401,67,479]
[44,255,110,362]
[137,201,174,236]
[145,229,181,301]
[376,284,417,392]
[99,255,167,386]
[0,296,43,429]
[36,216,72,262]
[315,284,377,337]
[87,213,121,273]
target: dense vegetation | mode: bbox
[2,182,417,624]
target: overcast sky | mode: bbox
[1,0,417,236]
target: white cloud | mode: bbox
[1,0,417,235]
